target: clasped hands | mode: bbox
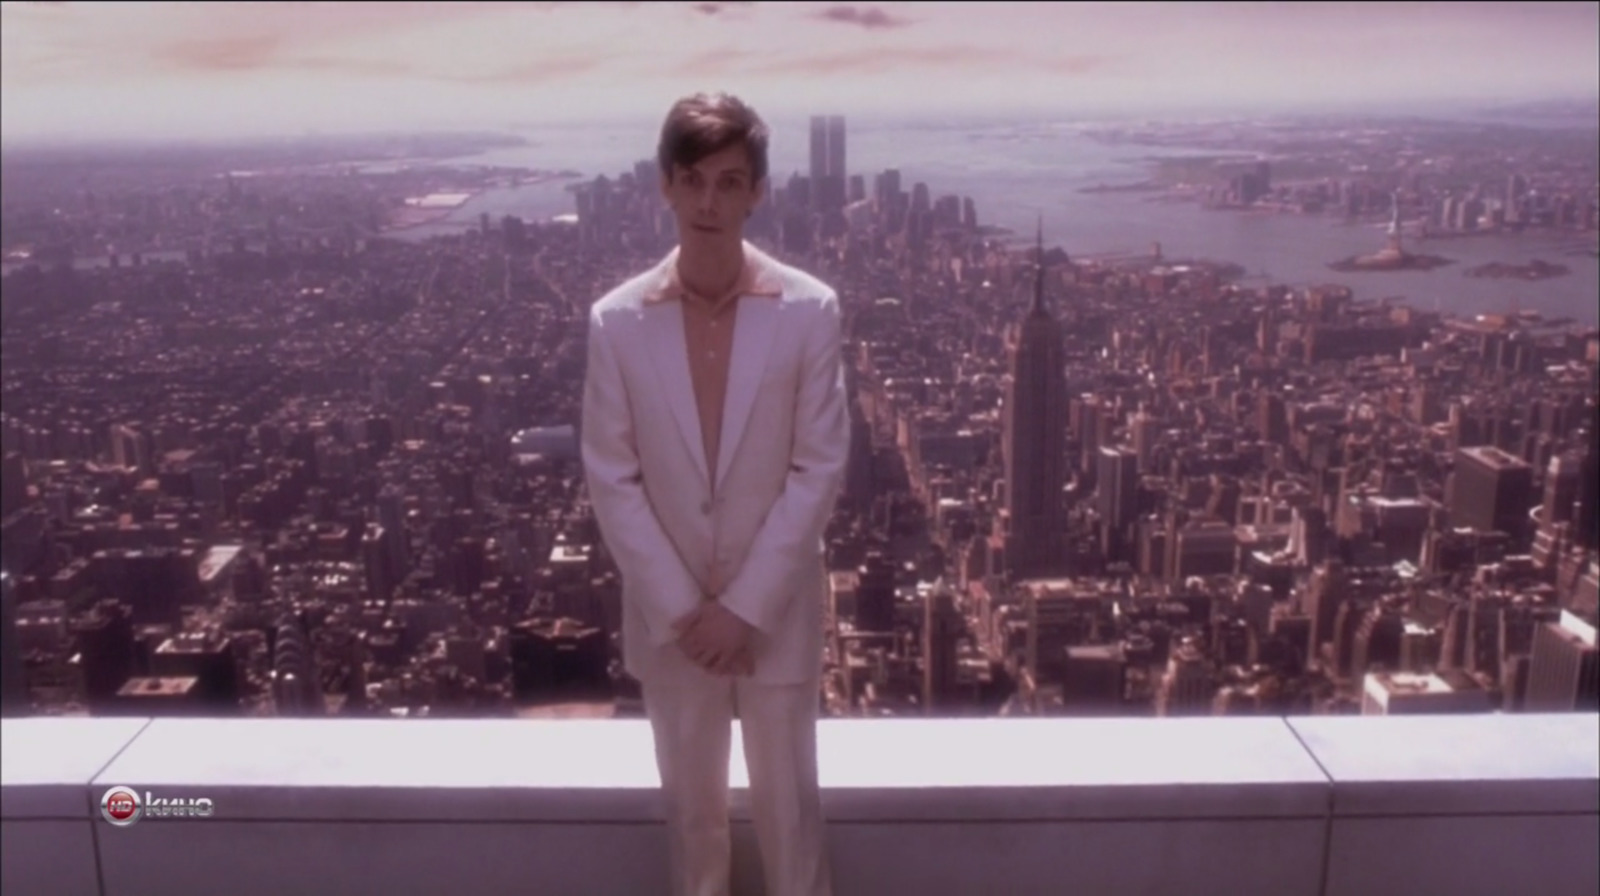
[672,598,756,677]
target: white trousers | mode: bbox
[640,645,833,896]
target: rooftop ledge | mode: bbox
[3,715,1597,896]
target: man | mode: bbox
[581,92,849,896]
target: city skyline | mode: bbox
[3,105,1594,725]
[2,0,1598,142]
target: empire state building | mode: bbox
[1003,222,1069,579]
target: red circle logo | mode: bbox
[107,793,136,819]
[101,786,142,826]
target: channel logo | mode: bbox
[99,786,215,825]
[100,786,142,827]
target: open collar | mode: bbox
[641,241,784,306]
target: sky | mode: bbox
[1,1,1596,142]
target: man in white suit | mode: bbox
[581,92,848,896]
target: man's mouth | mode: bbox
[692,223,721,234]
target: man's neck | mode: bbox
[676,237,745,299]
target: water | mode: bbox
[388,119,1599,325]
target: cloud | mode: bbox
[1046,54,1104,75]
[6,1,632,82]
[161,34,287,74]
[251,50,608,87]
[675,44,1109,79]
[279,55,428,81]
[758,46,1008,75]
[87,3,624,87]
[689,1,758,18]
[445,55,608,86]
[671,48,765,78]
[8,0,1594,141]
[811,4,913,30]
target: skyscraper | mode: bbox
[1004,222,1068,579]
[845,403,874,513]
[1157,638,1216,716]
[377,486,410,583]
[808,116,827,185]
[855,550,896,633]
[1577,416,1598,549]
[1449,445,1534,540]
[826,115,845,188]
[1061,644,1125,716]
[1351,600,1404,681]
[1525,610,1599,711]
[1,570,26,716]
[1,452,26,519]
[1097,446,1139,563]
[922,584,961,713]
[362,523,396,604]
[1542,453,1580,527]
[809,114,847,212]
[1360,670,1495,715]
[74,600,135,714]
[1131,409,1160,473]
[272,613,325,716]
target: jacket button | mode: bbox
[700,501,712,514]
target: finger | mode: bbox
[673,607,704,634]
[694,632,723,659]
[681,638,713,666]
[710,648,739,676]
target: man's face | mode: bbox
[661,142,764,247]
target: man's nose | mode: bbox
[696,185,716,212]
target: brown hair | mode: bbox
[657,92,770,185]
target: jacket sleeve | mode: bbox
[581,307,703,645]
[718,295,850,634]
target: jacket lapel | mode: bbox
[715,297,782,491]
[643,301,711,488]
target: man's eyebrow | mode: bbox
[695,164,749,178]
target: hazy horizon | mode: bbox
[2,1,1596,144]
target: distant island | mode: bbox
[1328,191,1454,273]
[1077,181,1164,194]
[1464,259,1572,280]
[1328,251,1453,273]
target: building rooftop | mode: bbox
[1460,445,1532,471]
[2,715,1595,896]
[1370,671,1456,696]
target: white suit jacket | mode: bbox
[581,243,849,685]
